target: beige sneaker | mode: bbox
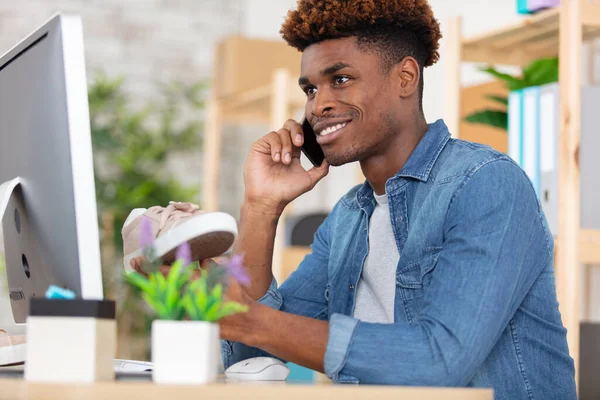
[0,329,26,366]
[122,202,237,273]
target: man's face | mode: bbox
[299,37,400,166]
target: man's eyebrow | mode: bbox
[322,62,351,76]
[298,62,352,86]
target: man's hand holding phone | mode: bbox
[243,118,329,217]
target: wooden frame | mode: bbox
[445,1,600,388]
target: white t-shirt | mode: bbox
[352,192,400,324]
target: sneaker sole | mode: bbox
[123,212,237,273]
[0,343,26,367]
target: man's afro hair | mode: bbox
[280,0,442,68]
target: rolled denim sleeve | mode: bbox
[221,205,334,369]
[324,160,551,385]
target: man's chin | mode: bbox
[324,152,357,167]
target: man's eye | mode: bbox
[334,76,350,85]
[305,86,317,96]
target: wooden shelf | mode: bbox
[445,1,600,388]
[218,79,305,124]
[462,7,600,65]
[579,230,600,264]
[553,230,600,264]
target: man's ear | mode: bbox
[394,57,420,99]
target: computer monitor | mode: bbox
[0,13,103,324]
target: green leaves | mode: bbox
[478,56,559,91]
[124,260,194,320]
[464,57,558,131]
[464,110,508,130]
[181,268,249,323]
[521,57,559,88]
[479,67,524,91]
[124,259,248,322]
[485,95,508,106]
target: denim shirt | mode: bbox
[222,119,577,399]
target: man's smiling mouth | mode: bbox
[319,122,349,136]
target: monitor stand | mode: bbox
[0,178,26,367]
[0,177,21,256]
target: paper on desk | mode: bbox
[0,178,21,254]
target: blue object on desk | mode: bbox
[517,0,532,14]
[287,363,315,382]
[45,285,76,299]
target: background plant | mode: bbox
[89,73,205,250]
[88,73,207,359]
[464,57,559,130]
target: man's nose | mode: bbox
[312,89,336,116]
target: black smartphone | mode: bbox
[301,118,325,167]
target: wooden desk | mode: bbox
[0,375,493,400]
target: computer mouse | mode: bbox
[224,357,290,381]
[113,358,153,373]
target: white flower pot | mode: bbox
[151,320,220,385]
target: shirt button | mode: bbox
[349,284,355,291]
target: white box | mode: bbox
[24,298,116,383]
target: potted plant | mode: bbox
[464,56,559,130]
[124,218,249,385]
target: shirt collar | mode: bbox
[356,119,451,205]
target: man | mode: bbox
[216,0,577,397]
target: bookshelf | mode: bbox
[445,1,600,387]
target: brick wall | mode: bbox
[0,0,242,97]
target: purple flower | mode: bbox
[139,216,154,248]
[226,254,250,287]
[176,242,192,266]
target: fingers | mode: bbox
[283,119,304,148]
[130,257,148,278]
[306,159,330,188]
[277,128,294,164]
[266,131,283,163]
[262,119,307,164]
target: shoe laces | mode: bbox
[157,201,200,234]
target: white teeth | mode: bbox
[320,122,347,136]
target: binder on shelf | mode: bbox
[513,82,600,236]
[522,86,541,197]
[508,89,523,165]
[581,86,600,231]
[508,87,541,197]
[539,83,559,235]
